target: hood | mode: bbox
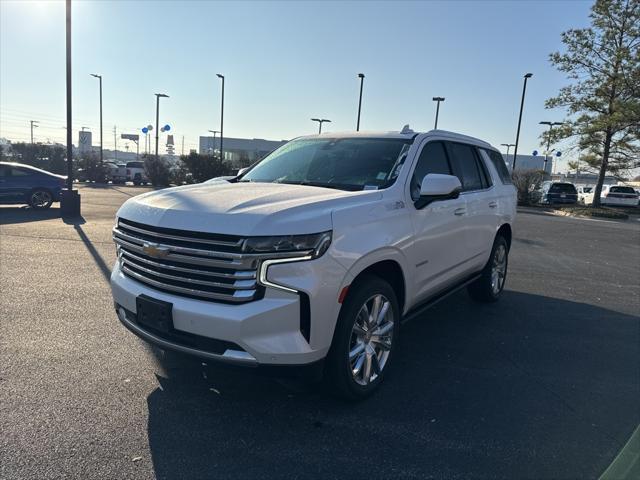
[116,182,382,236]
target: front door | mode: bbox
[408,140,471,303]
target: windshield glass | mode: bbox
[240,137,412,191]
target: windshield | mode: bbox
[240,137,412,191]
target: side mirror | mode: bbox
[237,167,250,176]
[416,174,462,208]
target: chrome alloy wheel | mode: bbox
[348,294,394,386]
[30,190,52,208]
[491,243,507,295]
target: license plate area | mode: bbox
[136,294,173,333]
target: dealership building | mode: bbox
[199,136,287,166]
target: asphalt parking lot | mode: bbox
[1,184,639,480]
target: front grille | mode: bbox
[113,218,262,303]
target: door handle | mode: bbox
[488,201,498,208]
[454,208,466,216]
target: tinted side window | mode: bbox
[0,166,8,177]
[11,168,31,176]
[610,186,636,194]
[410,141,451,201]
[483,149,512,184]
[446,142,483,191]
[475,152,493,189]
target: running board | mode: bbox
[401,274,481,325]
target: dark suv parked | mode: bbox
[540,182,578,205]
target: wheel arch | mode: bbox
[497,223,512,250]
[343,255,408,315]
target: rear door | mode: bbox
[407,140,470,301]
[0,165,13,201]
[444,141,497,272]
[0,166,34,202]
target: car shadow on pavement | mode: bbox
[144,291,639,479]
[0,206,61,225]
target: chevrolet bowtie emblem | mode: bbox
[142,243,170,258]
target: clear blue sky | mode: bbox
[1,0,591,169]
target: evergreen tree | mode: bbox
[545,0,639,206]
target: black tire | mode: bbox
[467,235,509,303]
[28,188,53,210]
[324,275,400,400]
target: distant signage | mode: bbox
[121,133,139,141]
[78,131,92,154]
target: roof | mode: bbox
[296,128,494,148]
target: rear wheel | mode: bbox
[325,275,399,400]
[29,189,53,210]
[467,235,508,303]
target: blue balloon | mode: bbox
[556,151,562,157]
[532,150,538,156]
[163,124,171,131]
[142,127,148,134]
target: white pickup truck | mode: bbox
[110,128,516,398]
[125,161,149,185]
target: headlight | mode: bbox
[243,231,332,258]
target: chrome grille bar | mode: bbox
[114,218,259,303]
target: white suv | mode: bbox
[110,129,516,399]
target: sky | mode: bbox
[0,0,592,171]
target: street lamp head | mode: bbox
[524,73,533,78]
[358,73,365,78]
[311,118,321,122]
[322,119,331,123]
[432,97,445,101]
[217,73,224,79]
[90,73,101,78]
[155,93,169,98]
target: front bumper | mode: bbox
[110,252,347,367]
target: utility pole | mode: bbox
[30,120,39,144]
[181,135,184,156]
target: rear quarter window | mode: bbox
[483,149,513,185]
[610,186,636,194]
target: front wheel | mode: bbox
[29,189,53,210]
[324,275,400,400]
[467,235,509,303]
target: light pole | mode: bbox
[512,73,533,171]
[539,121,563,175]
[90,74,103,166]
[432,97,445,129]
[208,130,219,154]
[154,93,169,161]
[356,73,365,131]
[500,143,516,165]
[30,120,39,144]
[216,74,225,161]
[60,0,80,216]
[311,118,331,134]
